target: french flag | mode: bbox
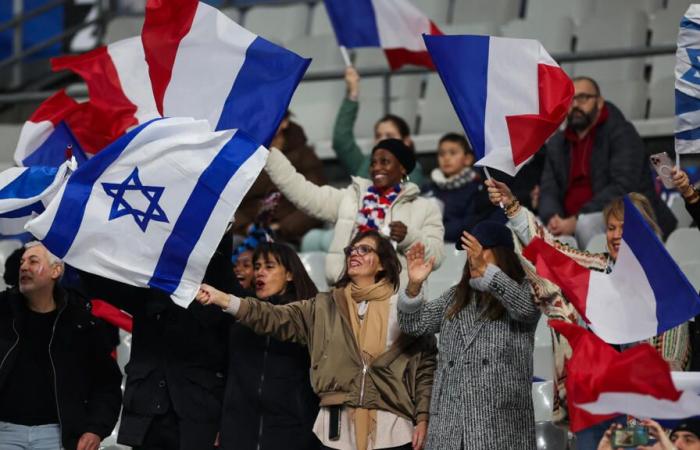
[424,35,573,176]
[51,36,161,152]
[14,90,86,167]
[523,196,700,345]
[551,320,700,431]
[324,0,441,70]
[142,0,310,146]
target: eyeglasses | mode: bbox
[343,244,377,257]
[572,93,598,104]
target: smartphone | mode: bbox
[329,406,341,441]
[611,426,649,447]
[650,152,676,189]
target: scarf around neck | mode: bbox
[356,184,401,233]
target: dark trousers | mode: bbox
[133,409,218,450]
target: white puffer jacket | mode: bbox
[265,148,445,285]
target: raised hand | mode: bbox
[485,178,515,208]
[461,232,487,278]
[406,242,435,286]
[196,283,229,309]
[345,66,360,100]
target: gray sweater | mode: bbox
[398,265,540,450]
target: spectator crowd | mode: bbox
[1,70,700,450]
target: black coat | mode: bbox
[80,234,234,449]
[221,294,320,450]
[539,102,677,237]
[687,199,700,230]
[0,287,123,450]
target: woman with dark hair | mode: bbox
[198,231,437,450]
[397,222,540,450]
[265,137,444,285]
[221,242,321,450]
[332,66,426,186]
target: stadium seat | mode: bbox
[299,252,329,292]
[533,316,555,382]
[525,0,595,24]
[666,227,700,264]
[220,6,241,23]
[436,21,501,37]
[531,381,554,421]
[666,0,694,19]
[535,421,570,450]
[597,79,649,120]
[573,11,649,82]
[648,9,680,84]
[680,261,700,291]
[353,48,390,71]
[286,35,346,74]
[501,16,575,54]
[669,194,695,228]
[586,233,608,254]
[411,0,451,23]
[0,124,21,168]
[104,16,144,44]
[310,2,334,36]
[451,0,521,26]
[425,244,465,298]
[592,0,663,16]
[418,73,463,135]
[243,3,309,45]
[289,80,345,143]
[648,76,675,119]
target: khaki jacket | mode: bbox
[237,289,437,423]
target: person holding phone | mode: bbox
[671,166,700,229]
[597,419,700,450]
[396,222,540,450]
[196,230,437,450]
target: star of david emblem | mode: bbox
[682,48,700,85]
[102,167,169,232]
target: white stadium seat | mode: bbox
[418,73,463,135]
[411,0,451,23]
[649,9,681,84]
[299,252,329,292]
[525,0,595,24]
[648,76,675,119]
[286,35,346,74]
[310,2,334,36]
[353,48,390,71]
[586,233,608,254]
[680,262,700,291]
[573,11,648,82]
[597,79,649,120]
[451,0,521,26]
[592,0,663,16]
[669,194,695,228]
[220,6,241,23]
[104,16,144,44]
[533,316,555,382]
[666,0,694,19]
[501,16,575,54]
[243,3,309,45]
[666,227,700,265]
[437,21,501,37]
[289,80,345,143]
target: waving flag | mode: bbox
[551,320,700,431]
[323,0,441,70]
[0,161,73,239]
[27,117,267,307]
[676,4,700,154]
[425,35,573,176]
[14,90,87,167]
[524,196,700,344]
[51,37,160,147]
[142,0,310,146]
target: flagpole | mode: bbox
[483,167,504,209]
[339,46,352,67]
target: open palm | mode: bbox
[406,242,435,284]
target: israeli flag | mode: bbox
[675,4,700,153]
[0,161,72,239]
[27,117,268,307]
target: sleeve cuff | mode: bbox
[468,264,500,292]
[223,294,241,316]
[398,286,425,313]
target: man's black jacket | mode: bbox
[0,287,122,450]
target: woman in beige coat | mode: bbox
[264,138,445,285]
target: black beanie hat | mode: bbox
[673,418,700,439]
[455,221,514,251]
[372,139,416,174]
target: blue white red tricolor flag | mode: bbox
[323,0,441,70]
[142,0,310,146]
[424,35,573,176]
[0,160,73,239]
[14,90,87,167]
[524,196,700,344]
[551,320,700,431]
[27,117,268,307]
[675,4,700,153]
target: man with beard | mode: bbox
[538,76,675,247]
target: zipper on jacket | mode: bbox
[49,303,67,438]
[0,319,20,373]
[256,336,270,450]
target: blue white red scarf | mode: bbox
[356,184,401,233]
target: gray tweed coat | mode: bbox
[398,268,540,450]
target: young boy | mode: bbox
[422,133,505,242]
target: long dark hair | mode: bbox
[253,242,318,302]
[448,246,526,320]
[335,230,401,292]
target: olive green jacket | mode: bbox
[332,98,427,186]
[236,289,437,423]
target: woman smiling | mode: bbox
[197,231,437,450]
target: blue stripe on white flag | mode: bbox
[681,16,700,32]
[0,166,59,200]
[41,119,159,258]
[0,201,44,218]
[216,37,310,147]
[621,197,700,333]
[21,121,84,168]
[149,131,259,294]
